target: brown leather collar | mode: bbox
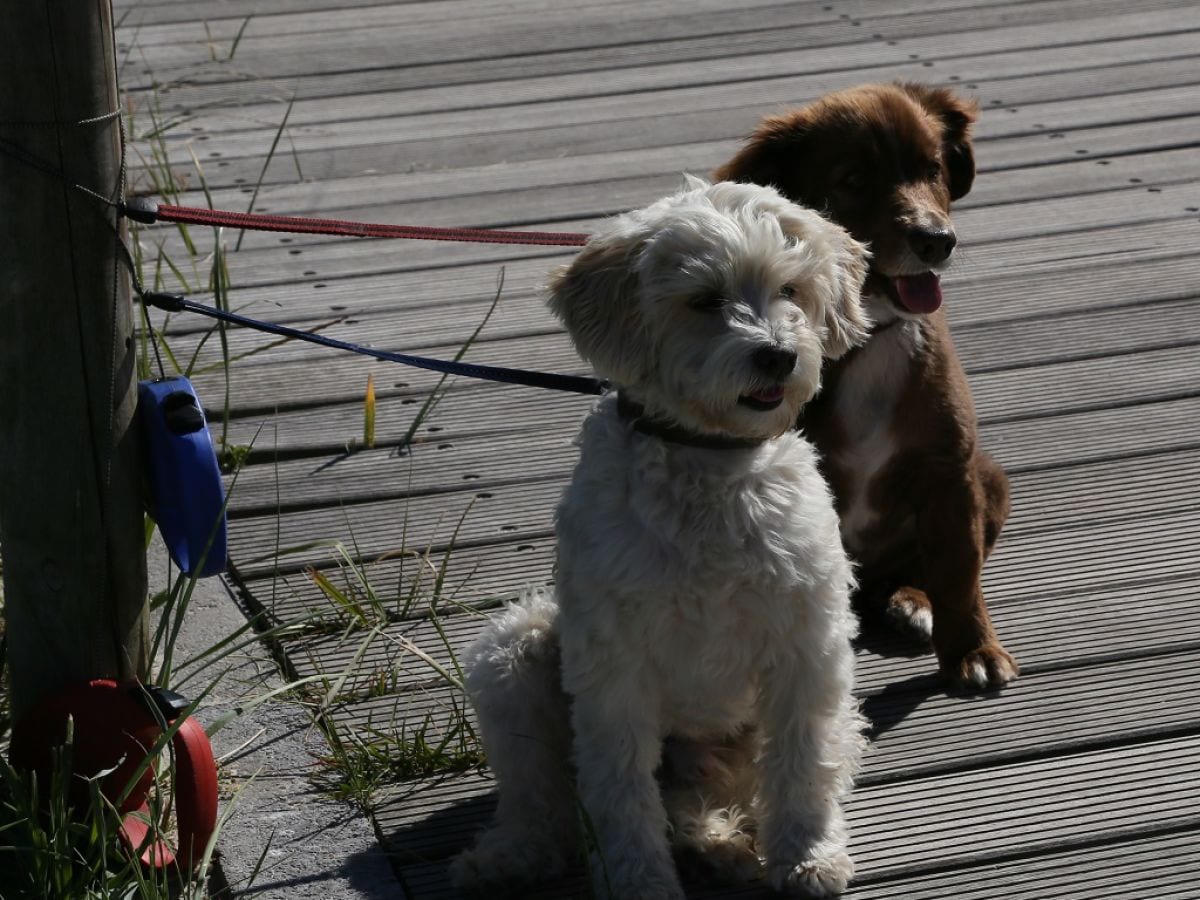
[616,394,767,450]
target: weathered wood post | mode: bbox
[0,4,149,720]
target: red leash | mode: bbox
[123,197,590,247]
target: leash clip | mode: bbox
[121,196,160,224]
[141,291,186,312]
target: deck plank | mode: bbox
[121,1,1196,109]
[181,225,1200,414]
[369,733,1200,893]
[274,542,1200,700]
[330,646,1200,784]
[138,27,1200,164]
[224,413,1200,577]
[397,825,1200,898]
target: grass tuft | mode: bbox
[314,704,485,810]
[282,501,492,808]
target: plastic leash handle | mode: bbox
[137,375,228,577]
[7,679,220,873]
[119,712,220,871]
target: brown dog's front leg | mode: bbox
[916,470,1018,690]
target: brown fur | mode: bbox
[716,83,1018,689]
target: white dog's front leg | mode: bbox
[570,678,685,900]
[756,624,862,898]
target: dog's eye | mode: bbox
[689,293,726,312]
[779,285,796,299]
[927,161,943,181]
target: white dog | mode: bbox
[450,179,870,899]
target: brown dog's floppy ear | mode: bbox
[713,112,809,197]
[547,233,648,386]
[898,82,979,201]
[776,207,871,360]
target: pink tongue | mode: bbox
[894,272,943,313]
[751,385,785,403]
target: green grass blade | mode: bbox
[227,16,254,60]
[363,373,377,450]
[399,268,505,449]
[235,97,296,252]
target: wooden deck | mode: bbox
[116,0,1200,896]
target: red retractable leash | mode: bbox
[121,196,591,247]
[8,679,219,872]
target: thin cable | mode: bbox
[114,107,165,379]
[0,108,121,128]
[0,133,121,208]
[145,305,168,379]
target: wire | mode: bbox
[0,108,122,128]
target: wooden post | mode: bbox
[0,4,149,720]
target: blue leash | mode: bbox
[141,292,609,396]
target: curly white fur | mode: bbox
[450,180,870,899]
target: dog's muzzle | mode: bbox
[906,223,957,265]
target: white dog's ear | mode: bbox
[821,231,871,359]
[778,209,871,360]
[547,233,648,384]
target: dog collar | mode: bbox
[867,318,905,336]
[616,394,767,450]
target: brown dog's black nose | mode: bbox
[753,346,797,381]
[908,225,958,265]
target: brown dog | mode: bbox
[715,82,1018,689]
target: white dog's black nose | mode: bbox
[753,346,797,381]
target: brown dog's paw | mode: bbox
[946,642,1019,691]
[883,587,933,642]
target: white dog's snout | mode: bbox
[752,345,799,381]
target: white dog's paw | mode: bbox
[766,850,854,897]
[449,830,566,893]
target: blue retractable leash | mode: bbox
[137,376,227,577]
[133,284,608,581]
